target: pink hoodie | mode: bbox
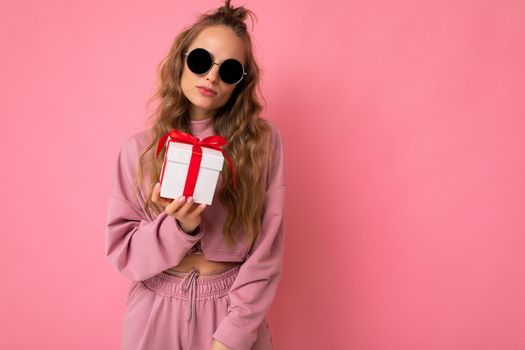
[105,117,286,350]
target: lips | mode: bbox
[196,85,217,96]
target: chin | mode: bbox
[195,101,217,111]
[194,96,226,110]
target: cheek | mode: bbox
[218,86,236,104]
[180,70,196,98]
[180,68,191,88]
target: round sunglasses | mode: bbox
[184,48,247,85]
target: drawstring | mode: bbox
[180,267,200,350]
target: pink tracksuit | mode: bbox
[105,117,286,350]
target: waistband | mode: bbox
[141,264,241,300]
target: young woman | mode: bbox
[104,1,286,349]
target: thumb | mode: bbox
[151,182,161,202]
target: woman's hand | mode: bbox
[210,339,231,350]
[151,182,207,233]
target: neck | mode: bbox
[189,105,215,121]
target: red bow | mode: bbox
[156,129,237,197]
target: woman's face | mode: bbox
[180,25,246,120]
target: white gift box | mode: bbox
[159,141,224,205]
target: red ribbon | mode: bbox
[156,129,236,197]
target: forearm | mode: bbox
[105,196,204,281]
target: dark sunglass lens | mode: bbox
[219,59,244,84]
[187,48,212,74]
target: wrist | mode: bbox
[176,219,199,235]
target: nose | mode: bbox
[205,62,220,83]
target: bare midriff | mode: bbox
[165,253,242,275]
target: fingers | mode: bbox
[164,195,187,214]
[174,196,194,217]
[165,195,207,219]
[153,180,207,219]
[187,202,207,220]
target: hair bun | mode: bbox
[218,0,248,22]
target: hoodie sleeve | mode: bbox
[104,135,204,282]
[213,122,287,350]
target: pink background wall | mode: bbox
[1,0,524,349]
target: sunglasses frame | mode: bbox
[183,47,247,85]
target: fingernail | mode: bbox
[187,196,193,203]
[178,196,185,202]
[155,182,160,189]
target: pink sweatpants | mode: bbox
[121,264,273,350]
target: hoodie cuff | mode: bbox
[175,218,203,236]
[213,316,257,350]
[160,212,204,241]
